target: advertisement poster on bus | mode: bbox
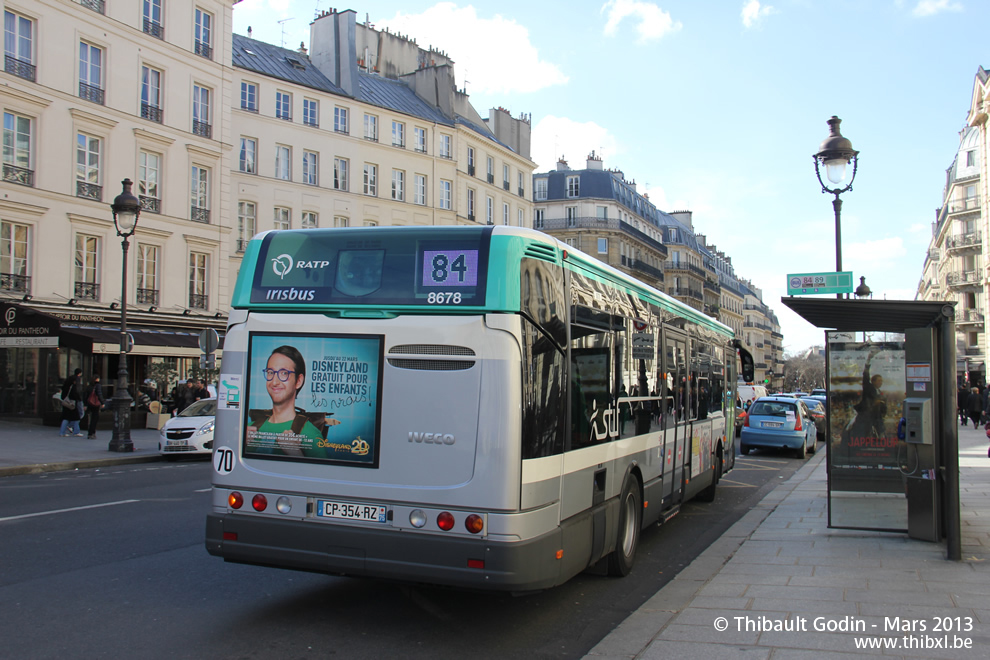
[827,336,906,492]
[243,332,384,467]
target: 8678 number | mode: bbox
[427,292,462,304]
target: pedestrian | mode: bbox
[183,378,208,410]
[959,385,969,427]
[966,387,983,429]
[59,368,84,437]
[83,374,105,439]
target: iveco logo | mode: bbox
[271,253,294,279]
[408,432,455,445]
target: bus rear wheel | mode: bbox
[607,476,642,577]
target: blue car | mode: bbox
[740,396,817,459]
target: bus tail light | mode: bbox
[437,511,455,531]
[229,492,244,509]
[223,532,238,541]
[252,494,268,512]
[467,559,485,569]
[465,514,484,534]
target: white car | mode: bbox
[159,397,216,458]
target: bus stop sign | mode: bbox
[787,271,853,296]
[199,328,219,354]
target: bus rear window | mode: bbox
[250,227,491,306]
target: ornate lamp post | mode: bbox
[813,116,859,299]
[108,179,140,452]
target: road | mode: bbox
[0,448,806,659]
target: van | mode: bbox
[737,384,768,409]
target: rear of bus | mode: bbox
[206,226,565,590]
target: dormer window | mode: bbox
[566,175,580,198]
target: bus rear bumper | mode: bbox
[205,513,565,591]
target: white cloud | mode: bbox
[601,1,682,43]
[845,237,908,266]
[531,115,620,173]
[741,1,775,28]
[912,0,964,17]
[379,4,567,95]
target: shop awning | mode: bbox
[59,325,224,357]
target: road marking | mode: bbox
[716,478,755,487]
[0,499,139,523]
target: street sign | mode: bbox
[198,328,219,354]
[786,271,853,296]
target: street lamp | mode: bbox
[813,116,859,299]
[108,179,140,452]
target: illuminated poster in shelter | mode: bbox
[243,332,384,467]
[827,336,906,493]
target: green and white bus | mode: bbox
[206,225,752,591]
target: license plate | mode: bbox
[317,499,387,523]
[762,421,783,428]
[167,439,188,446]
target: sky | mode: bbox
[231,0,987,354]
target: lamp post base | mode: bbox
[109,392,134,453]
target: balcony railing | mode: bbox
[74,281,99,300]
[80,0,105,13]
[139,196,160,214]
[4,55,35,82]
[703,279,721,293]
[928,248,940,261]
[192,120,212,139]
[236,239,250,253]
[136,288,159,305]
[468,164,475,176]
[76,181,102,201]
[662,260,706,278]
[518,187,525,198]
[190,206,210,224]
[78,82,104,105]
[194,40,213,60]
[503,181,510,191]
[143,18,164,39]
[188,293,208,310]
[947,270,981,286]
[948,196,980,213]
[536,216,667,256]
[669,286,703,301]
[2,164,33,187]
[141,103,163,123]
[958,308,985,324]
[620,255,664,283]
[945,231,982,251]
[487,173,494,184]
[0,273,30,293]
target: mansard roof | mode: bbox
[233,34,346,97]
[356,73,452,126]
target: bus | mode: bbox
[206,226,753,591]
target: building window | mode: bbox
[78,42,104,105]
[486,157,495,185]
[439,134,451,159]
[333,216,348,228]
[598,238,608,254]
[518,172,525,197]
[303,98,318,127]
[190,165,209,223]
[467,147,475,176]
[75,132,102,201]
[2,111,33,187]
[967,150,976,167]
[74,234,100,300]
[237,202,256,252]
[535,178,547,201]
[566,175,580,197]
[503,164,510,190]
[467,188,475,220]
[363,164,377,196]
[194,8,213,59]
[566,206,577,226]
[334,107,348,133]
[518,208,524,227]
[239,137,257,174]
[141,65,163,123]
[275,91,292,121]
[188,252,209,310]
[274,207,290,231]
[392,121,405,147]
[275,145,290,180]
[136,244,158,304]
[414,174,426,205]
[143,0,164,39]
[302,211,318,229]
[597,206,608,219]
[333,157,348,191]
[440,180,452,209]
[486,197,494,225]
[414,126,426,153]
[192,85,212,138]
[502,202,509,225]
[534,208,544,229]
[240,81,257,112]
[138,150,161,213]
[4,10,35,82]
[364,114,378,141]
[302,151,317,185]
[0,220,30,294]
[392,169,404,201]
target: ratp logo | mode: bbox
[271,253,294,279]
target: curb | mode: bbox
[0,454,164,477]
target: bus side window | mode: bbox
[570,310,614,451]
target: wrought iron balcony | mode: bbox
[621,255,664,283]
[703,279,721,293]
[136,288,159,305]
[78,82,104,105]
[945,231,982,251]
[468,164,475,176]
[141,103,163,123]
[519,187,525,197]
[487,173,494,184]
[188,293,208,310]
[139,195,160,214]
[81,0,105,13]
[662,260,706,278]
[4,55,35,82]
[946,270,981,287]
[669,286,703,301]
[2,164,33,187]
[947,195,980,213]
[536,216,667,257]
[143,18,164,39]
[192,120,212,139]
[190,207,210,224]
[76,181,102,201]
[74,281,99,300]
[194,40,213,60]
[503,181,510,191]
[0,273,30,293]
[236,239,250,253]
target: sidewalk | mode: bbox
[586,423,990,659]
[0,419,163,476]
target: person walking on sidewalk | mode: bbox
[59,368,84,437]
[966,387,983,429]
[83,374,105,439]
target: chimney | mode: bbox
[586,151,603,170]
[247,26,253,39]
[309,9,359,96]
[556,156,569,171]
[298,41,308,55]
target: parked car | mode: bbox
[159,397,216,458]
[801,398,827,442]
[740,396,817,459]
[810,388,826,397]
